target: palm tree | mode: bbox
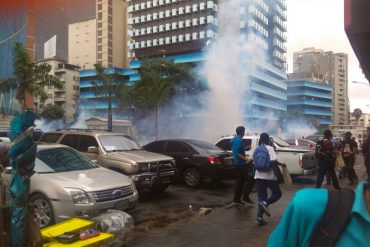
[93,64,124,132]
[0,42,63,110]
[119,58,194,139]
[352,108,363,125]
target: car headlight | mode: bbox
[65,188,90,204]
[138,163,149,172]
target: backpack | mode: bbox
[253,145,271,172]
[310,189,355,247]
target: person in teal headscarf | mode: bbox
[8,110,37,247]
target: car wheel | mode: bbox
[183,168,202,187]
[29,194,55,228]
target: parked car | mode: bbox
[305,134,322,143]
[0,143,138,228]
[0,128,43,141]
[285,138,316,151]
[39,130,176,192]
[215,135,317,175]
[143,139,234,187]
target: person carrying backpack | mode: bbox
[342,131,358,185]
[253,133,286,226]
[315,129,340,189]
[268,171,370,247]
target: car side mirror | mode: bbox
[87,146,99,154]
[5,167,12,174]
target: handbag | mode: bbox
[336,153,345,168]
[282,166,292,185]
[271,163,283,184]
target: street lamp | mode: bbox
[352,81,370,86]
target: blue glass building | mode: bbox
[287,80,333,126]
[0,1,32,116]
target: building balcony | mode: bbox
[273,38,287,52]
[302,108,332,116]
[287,99,333,108]
[54,95,66,102]
[250,82,286,101]
[277,0,287,11]
[273,49,287,63]
[275,5,287,21]
[273,27,287,42]
[287,89,332,100]
[273,16,287,32]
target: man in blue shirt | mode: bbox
[268,175,370,246]
[231,126,253,205]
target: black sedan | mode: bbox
[143,139,234,187]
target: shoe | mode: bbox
[242,198,255,204]
[259,201,271,217]
[256,217,268,226]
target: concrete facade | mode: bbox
[350,112,370,127]
[68,18,97,70]
[35,59,80,123]
[293,48,349,126]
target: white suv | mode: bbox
[215,135,317,175]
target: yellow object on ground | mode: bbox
[43,232,114,247]
[41,218,95,242]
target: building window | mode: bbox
[172,36,177,43]
[159,25,164,32]
[165,23,171,31]
[141,41,146,48]
[192,4,198,12]
[200,17,205,25]
[108,48,112,56]
[108,25,112,32]
[153,39,158,46]
[179,21,184,28]
[159,11,164,18]
[172,9,177,16]
[165,0,170,4]
[153,13,158,20]
[179,34,184,42]
[153,26,158,33]
[185,34,190,41]
[179,7,184,14]
[141,15,146,22]
[192,32,198,40]
[147,1,152,8]
[199,31,205,39]
[141,28,146,35]
[159,38,164,45]
[159,0,164,5]
[97,53,102,59]
[98,46,102,51]
[165,10,171,17]
[199,2,205,10]
[108,16,113,24]
[108,6,112,15]
[147,14,152,21]
[97,30,102,36]
[192,18,198,26]
[185,6,191,13]
[98,12,102,20]
[185,20,191,27]
[172,22,177,29]
[97,22,103,28]
[165,37,171,44]
[153,0,158,6]
[147,27,152,34]
[98,4,102,10]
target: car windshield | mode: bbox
[99,135,142,152]
[35,147,98,173]
[186,140,223,151]
[272,136,291,148]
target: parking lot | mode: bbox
[129,157,366,247]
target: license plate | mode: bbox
[161,177,171,184]
[115,200,129,210]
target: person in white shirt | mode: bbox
[254,133,286,226]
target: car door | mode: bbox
[163,141,193,175]
[78,135,100,161]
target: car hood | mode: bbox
[34,167,132,192]
[107,150,173,162]
[276,146,313,153]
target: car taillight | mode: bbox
[299,155,303,168]
[208,157,221,165]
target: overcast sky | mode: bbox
[286,0,370,113]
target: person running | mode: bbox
[254,133,285,226]
[230,126,254,206]
[342,131,358,185]
[315,129,340,189]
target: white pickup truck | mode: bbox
[215,135,317,175]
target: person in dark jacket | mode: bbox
[230,126,254,206]
[342,131,358,185]
[362,131,370,179]
[315,129,340,189]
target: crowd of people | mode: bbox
[229,125,370,246]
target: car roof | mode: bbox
[36,142,72,149]
[43,130,126,137]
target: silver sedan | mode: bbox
[1,143,138,228]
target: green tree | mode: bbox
[93,64,124,132]
[119,58,200,139]
[40,104,65,120]
[352,108,363,124]
[0,42,63,110]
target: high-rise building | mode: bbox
[35,59,80,123]
[68,18,97,70]
[68,0,129,69]
[35,0,96,61]
[286,80,333,127]
[127,0,219,59]
[293,48,349,126]
[0,0,35,127]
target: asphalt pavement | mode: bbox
[129,156,367,247]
